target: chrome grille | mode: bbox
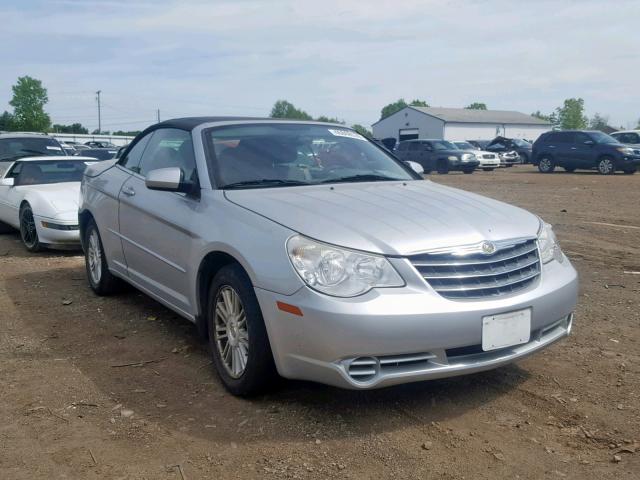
[410,239,540,299]
[482,154,496,159]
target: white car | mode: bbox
[0,156,94,251]
[453,141,501,171]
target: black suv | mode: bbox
[485,136,533,163]
[395,139,479,174]
[532,130,640,175]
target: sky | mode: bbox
[1,0,639,132]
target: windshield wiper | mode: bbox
[321,174,404,184]
[223,179,310,189]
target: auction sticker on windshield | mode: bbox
[482,308,531,351]
[328,129,366,141]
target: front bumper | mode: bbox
[256,255,578,389]
[450,160,480,170]
[34,214,80,248]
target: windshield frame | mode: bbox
[202,122,421,190]
[588,131,620,144]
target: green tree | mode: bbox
[351,124,372,138]
[531,110,550,121]
[588,113,610,132]
[315,115,343,124]
[380,98,429,120]
[9,76,51,132]
[465,102,487,110]
[0,111,14,131]
[51,122,88,134]
[556,98,588,130]
[270,100,312,120]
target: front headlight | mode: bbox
[286,235,404,297]
[447,155,458,161]
[537,222,563,264]
[461,153,476,161]
[616,146,634,154]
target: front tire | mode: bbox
[597,156,616,175]
[482,168,495,172]
[208,264,277,396]
[84,219,121,295]
[462,168,474,174]
[622,167,636,175]
[538,156,555,173]
[19,204,42,252]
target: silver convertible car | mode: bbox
[79,117,578,395]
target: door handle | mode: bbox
[122,186,136,197]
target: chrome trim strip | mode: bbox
[434,269,540,292]
[423,256,539,279]
[412,244,537,267]
[107,228,187,273]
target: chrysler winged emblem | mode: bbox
[481,241,496,255]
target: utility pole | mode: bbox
[157,109,160,123]
[96,90,102,134]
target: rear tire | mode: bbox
[84,219,121,295]
[538,156,555,173]
[207,264,278,396]
[19,204,42,252]
[482,168,495,172]
[597,156,615,175]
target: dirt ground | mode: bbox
[1,166,639,480]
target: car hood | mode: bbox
[23,182,81,215]
[224,180,541,256]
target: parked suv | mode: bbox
[79,118,578,395]
[533,130,640,175]
[0,133,66,174]
[611,130,640,147]
[395,139,479,174]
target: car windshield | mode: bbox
[205,124,417,189]
[512,139,530,147]
[0,137,65,162]
[590,131,620,144]
[454,141,475,150]
[11,160,92,186]
[430,140,456,151]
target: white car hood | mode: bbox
[225,180,541,256]
[23,182,81,217]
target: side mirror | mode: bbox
[584,140,595,146]
[145,167,191,193]
[0,177,15,187]
[405,161,424,175]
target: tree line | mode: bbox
[1,75,638,137]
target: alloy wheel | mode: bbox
[598,158,614,175]
[214,286,249,378]
[20,208,37,248]
[87,229,102,285]
[539,158,552,172]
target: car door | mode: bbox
[567,132,595,169]
[0,162,23,227]
[89,132,153,276]
[117,128,199,316]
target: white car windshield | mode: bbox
[8,160,90,186]
[206,124,417,189]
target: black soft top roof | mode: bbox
[155,116,268,131]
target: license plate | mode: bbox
[482,308,531,351]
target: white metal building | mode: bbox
[51,132,135,146]
[372,106,551,142]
